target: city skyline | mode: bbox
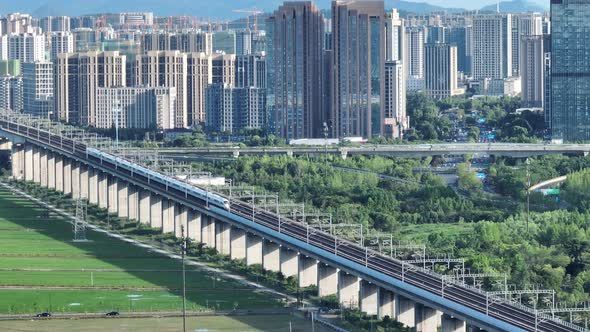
[0,0,549,20]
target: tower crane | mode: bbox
[232,9,263,31]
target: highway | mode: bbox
[0,119,583,332]
[119,143,590,159]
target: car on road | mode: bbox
[35,312,51,318]
[106,311,120,316]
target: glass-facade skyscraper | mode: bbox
[551,0,590,141]
[266,1,325,140]
[331,1,385,138]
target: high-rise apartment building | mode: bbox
[0,75,22,112]
[8,33,45,63]
[186,52,210,126]
[384,61,406,139]
[520,35,545,108]
[22,61,53,117]
[119,12,154,27]
[266,1,325,139]
[235,54,265,89]
[427,25,448,44]
[0,14,38,35]
[54,51,126,125]
[448,26,470,75]
[210,53,236,86]
[140,31,213,55]
[134,50,187,128]
[236,30,252,55]
[511,13,543,77]
[0,35,7,60]
[50,31,73,60]
[472,14,512,79]
[185,52,236,126]
[212,31,236,54]
[425,43,462,99]
[332,1,385,138]
[550,0,590,141]
[0,59,20,76]
[95,86,176,130]
[206,84,265,134]
[385,9,404,62]
[405,26,425,92]
[40,16,71,32]
[206,84,234,133]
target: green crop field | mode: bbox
[0,189,282,314]
[1,315,333,332]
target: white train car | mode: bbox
[87,148,230,210]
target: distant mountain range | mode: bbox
[480,0,547,13]
[0,0,548,19]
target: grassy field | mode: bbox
[0,189,282,314]
[0,315,332,332]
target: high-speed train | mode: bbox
[87,148,230,211]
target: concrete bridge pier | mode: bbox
[116,180,128,218]
[127,185,139,221]
[279,247,298,278]
[97,172,108,209]
[338,272,360,309]
[378,289,395,319]
[149,194,163,229]
[23,144,33,181]
[215,220,231,255]
[298,256,318,288]
[318,264,338,297]
[11,144,24,180]
[79,164,88,199]
[162,199,175,233]
[246,233,263,266]
[88,168,98,205]
[416,304,440,332]
[54,154,63,193]
[39,149,47,187]
[262,240,280,272]
[107,176,118,214]
[360,281,379,316]
[201,215,215,247]
[138,190,151,225]
[32,145,40,183]
[174,204,188,238]
[71,161,80,199]
[442,314,466,332]
[230,227,246,260]
[396,295,416,328]
[47,151,55,190]
[63,158,71,196]
[187,209,201,241]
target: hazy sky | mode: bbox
[0,0,550,19]
[404,0,547,10]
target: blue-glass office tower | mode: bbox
[551,0,590,141]
[448,26,470,75]
[266,2,325,139]
[331,1,385,138]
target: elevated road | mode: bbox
[122,143,590,159]
[529,176,568,192]
[0,116,584,332]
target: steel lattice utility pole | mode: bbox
[181,225,187,332]
[73,199,88,242]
